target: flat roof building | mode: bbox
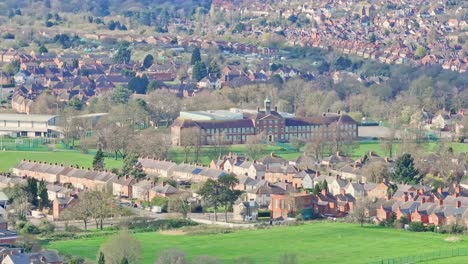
[0,114,60,137]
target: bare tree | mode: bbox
[168,192,192,219]
[96,122,134,159]
[280,78,309,113]
[89,190,114,230]
[305,126,330,160]
[380,129,396,158]
[350,198,373,227]
[131,129,171,159]
[100,231,141,264]
[329,122,357,156]
[30,92,57,114]
[147,90,181,125]
[245,133,266,160]
[155,249,186,264]
[211,132,229,159]
[180,127,204,163]
[58,108,81,147]
[62,191,94,231]
[10,189,31,222]
[361,161,390,183]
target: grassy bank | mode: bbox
[45,222,468,264]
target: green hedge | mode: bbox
[127,219,197,232]
[41,230,117,241]
[258,211,271,218]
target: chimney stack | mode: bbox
[437,187,443,194]
[437,198,443,206]
[454,184,460,196]
[403,193,408,202]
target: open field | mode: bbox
[0,151,123,172]
[45,222,468,264]
[1,141,466,172]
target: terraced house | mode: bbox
[13,160,117,191]
[171,97,358,145]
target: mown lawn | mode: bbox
[45,222,468,264]
[0,151,122,172]
[352,141,467,158]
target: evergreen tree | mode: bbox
[313,183,321,195]
[391,154,420,184]
[93,148,105,170]
[128,75,149,94]
[38,45,48,54]
[192,61,207,81]
[121,153,146,179]
[113,42,131,64]
[26,178,39,206]
[190,47,201,65]
[130,161,146,180]
[142,54,154,69]
[98,252,105,264]
[111,85,131,104]
[322,180,328,193]
[208,61,221,78]
[38,179,49,210]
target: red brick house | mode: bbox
[112,175,135,198]
[270,192,314,219]
[313,189,338,216]
[376,204,394,221]
[52,196,77,220]
[367,182,389,199]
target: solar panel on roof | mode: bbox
[192,168,203,174]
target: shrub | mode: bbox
[21,223,41,234]
[156,249,186,264]
[426,224,436,232]
[127,219,197,232]
[441,224,466,234]
[38,220,55,234]
[258,210,270,218]
[151,196,169,212]
[191,255,219,264]
[408,222,426,232]
[65,225,83,233]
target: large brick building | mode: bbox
[171,97,358,145]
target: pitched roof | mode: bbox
[151,184,178,195]
[138,158,177,171]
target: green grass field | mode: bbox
[45,222,468,264]
[0,151,122,172]
[1,141,466,172]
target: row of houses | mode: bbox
[270,181,468,227]
[13,160,116,191]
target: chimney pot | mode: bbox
[456,200,461,208]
